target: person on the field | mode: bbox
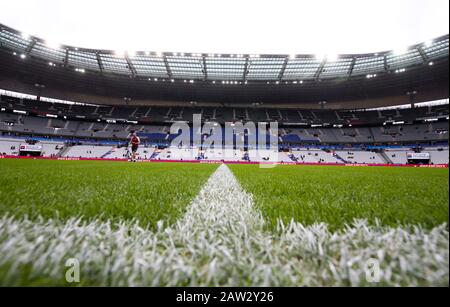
[128,130,141,162]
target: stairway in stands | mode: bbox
[332,152,349,163]
[101,147,116,159]
[379,150,394,164]
[150,151,160,159]
[56,145,71,157]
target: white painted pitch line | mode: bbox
[175,163,266,242]
[0,164,448,286]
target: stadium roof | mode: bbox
[1,23,449,82]
[0,23,449,108]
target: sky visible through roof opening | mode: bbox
[0,0,448,55]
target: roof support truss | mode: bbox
[314,59,327,80]
[202,56,207,80]
[278,57,288,80]
[125,56,137,78]
[163,55,172,79]
[96,52,104,72]
[417,46,428,63]
[243,57,250,81]
[63,49,69,67]
[347,57,356,77]
[25,40,36,55]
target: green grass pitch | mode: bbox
[229,164,449,231]
[0,159,218,228]
[0,159,448,231]
[0,159,448,286]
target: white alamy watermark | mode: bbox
[169,114,279,168]
[365,258,381,283]
[65,258,80,283]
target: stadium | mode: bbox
[0,0,448,288]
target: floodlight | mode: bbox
[46,41,60,49]
[394,47,408,55]
[315,53,326,61]
[115,50,125,57]
[326,54,339,61]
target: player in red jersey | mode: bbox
[128,130,141,162]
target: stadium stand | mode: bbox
[334,150,385,164]
[425,147,450,164]
[0,137,64,156]
[63,145,113,158]
[291,148,343,164]
[1,93,448,165]
[1,103,448,144]
[384,148,410,164]
[0,23,448,166]
[1,93,448,126]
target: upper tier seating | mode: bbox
[1,94,448,125]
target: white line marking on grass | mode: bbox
[0,164,448,286]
